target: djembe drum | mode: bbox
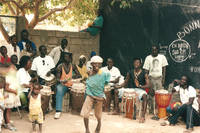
[70,82,85,113]
[103,85,113,112]
[155,89,172,118]
[40,86,53,116]
[121,89,138,119]
[45,74,56,87]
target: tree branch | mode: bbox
[7,2,16,15]
[38,0,75,22]
[0,18,10,43]
[28,0,42,28]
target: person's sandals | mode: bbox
[160,121,169,126]
[151,115,160,120]
[5,123,17,131]
[54,112,61,119]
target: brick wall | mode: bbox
[28,29,100,64]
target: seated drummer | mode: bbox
[101,58,121,112]
[74,55,88,81]
[31,45,55,85]
[115,58,150,123]
[161,75,200,133]
[54,52,81,119]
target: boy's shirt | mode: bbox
[85,70,110,98]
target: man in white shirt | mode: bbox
[143,45,168,119]
[49,39,69,67]
[31,45,55,84]
[101,58,121,86]
[101,58,121,113]
[164,76,200,132]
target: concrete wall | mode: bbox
[28,29,100,64]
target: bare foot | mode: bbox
[85,129,90,133]
[139,117,145,123]
[95,129,100,133]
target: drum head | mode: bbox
[43,74,55,81]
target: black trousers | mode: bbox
[168,104,200,129]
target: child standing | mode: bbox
[80,56,110,133]
[28,83,43,133]
[4,69,21,131]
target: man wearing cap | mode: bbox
[54,52,81,119]
[75,55,88,80]
[81,55,110,133]
[49,38,69,67]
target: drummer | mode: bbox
[74,55,88,81]
[115,58,150,123]
[31,45,55,85]
[161,76,200,133]
[101,58,121,113]
[54,52,81,119]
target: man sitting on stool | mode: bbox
[115,58,150,123]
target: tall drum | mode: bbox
[70,82,85,113]
[155,90,172,118]
[121,89,138,119]
[103,85,113,112]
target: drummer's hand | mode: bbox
[46,71,51,77]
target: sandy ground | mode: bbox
[2,111,200,133]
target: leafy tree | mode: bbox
[0,0,99,42]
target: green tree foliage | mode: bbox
[0,0,99,41]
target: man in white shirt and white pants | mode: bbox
[143,45,168,119]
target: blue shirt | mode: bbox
[85,70,110,98]
[18,40,37,51]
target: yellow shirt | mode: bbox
[76,65,88,79]
[29,94,42,115]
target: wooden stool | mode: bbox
[62,93,70,112]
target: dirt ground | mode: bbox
[2,111,200,133]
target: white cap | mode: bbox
[79,55,86,59]
[90,55,103,63]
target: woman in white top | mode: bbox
[16,56,33,109]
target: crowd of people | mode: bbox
[0,28,200,133]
